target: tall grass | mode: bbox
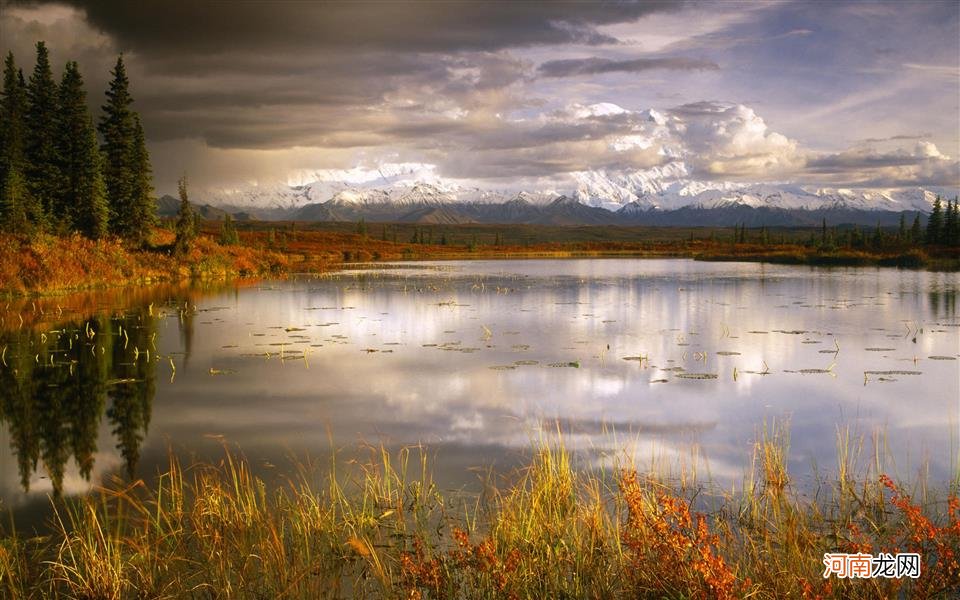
[1,430,957,599]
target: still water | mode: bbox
[1,259,958,524]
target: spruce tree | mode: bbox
[128,115,155,241]
[945,198,959,247]
[910,214,922,243]
[220,212,239,245]
[24,41,62,226]
[56,61,108,238]
[173,175,195,256]
[0,53,26,186]
[0,165,30,233]
[926,196,943,245]
[953,200,960,246]
[0,53,32,228]
[100,55,154,244]
[897,213,905,242]
[99,56,134,237]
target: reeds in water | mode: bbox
[1,429,958,599]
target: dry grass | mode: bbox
[1,427,957,599]
[3,223,956,296]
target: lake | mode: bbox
[1,258,958,528]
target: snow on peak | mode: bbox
[573,102,629,119]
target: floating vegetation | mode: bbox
[488,365,516,371]
[864,370,922,376]
[622,356,648,362]
[660,366,686,372]
[548,361,581,368]
[865,347,896,352]
[512,344,531,351]
[284,327,306,332]
[675,373,718,380]
[928,355,957,360]
[650,378,668,383]
[514,360,539,366]
[774,330,807,335]
[716,351,741,356]
[362,348,379,353]
[208,368,235,375]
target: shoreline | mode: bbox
[2,225,957,298]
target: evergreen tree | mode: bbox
[0,165,30,233]
[0,53,39,229]
[56,61,108,238]
[100,55,154,244]
[128,115,155,242]
[220,212,239,245]
[910,214,922,243]
[926,196,943,245]
[945,198,959,247]
[24,41,62,225]
[898,213,906,242]
[173,175,195,255]
[953,200,960,246]
[0,53,26,188]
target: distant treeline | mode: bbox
[0,42,155,243]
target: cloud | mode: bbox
[804,142,959,187]
[667,103,803,178]
[2,1,956,193]
[28,0,679,55]
[537,56,719,78]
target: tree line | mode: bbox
[0,42,155,244]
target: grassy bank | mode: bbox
[0,229,296,296]
[1,429,958,599]
[2,223,957,296]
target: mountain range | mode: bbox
[161,162,955,227]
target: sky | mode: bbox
[1,0,958,196]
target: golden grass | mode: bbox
[5,224,955,296]
[1,427,958,599]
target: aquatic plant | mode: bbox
[0,428,957,599]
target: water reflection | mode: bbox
[0,261,957,514]
[0,308,157,495]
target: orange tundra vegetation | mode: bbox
[0,437,958,598]
[2,220,957,296]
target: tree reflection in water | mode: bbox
[0,285,208,496]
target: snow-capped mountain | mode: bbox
[193,160,952,225]
[568,163,944,213]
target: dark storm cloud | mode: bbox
[6,0,682,154]
[858,133,932,144]
[537,56,719,77]
[33,0,679,55]
[806,149,942,174]
[666,100,732,116]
